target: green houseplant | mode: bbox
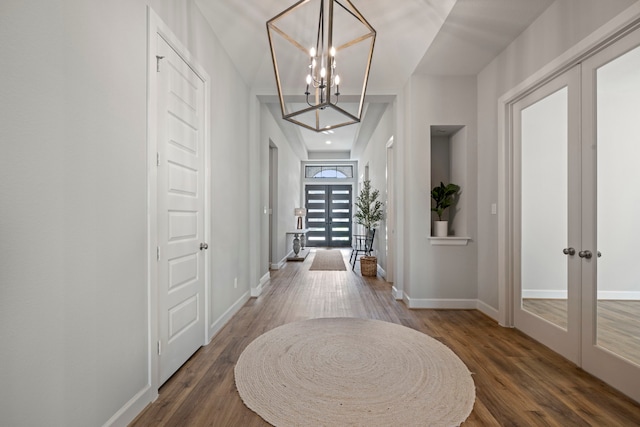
[431,182,460,237]
[355,180,384,236]
[354,180,383,275]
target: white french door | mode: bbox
[513,65,582,365]
[156,34,207,385]
[580,27,640,402]
[513,26,640,402]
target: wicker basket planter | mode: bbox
[360,256,377,277]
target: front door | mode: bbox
[305,185,352,247]
[156,34,207,385]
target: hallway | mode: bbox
[131,250,640,426]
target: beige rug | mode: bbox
[308,249,347,271]
[234,317,475,426]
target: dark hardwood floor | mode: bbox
[131,249,640,426]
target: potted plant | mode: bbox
[354,180,383,275]
[431,182,460,237]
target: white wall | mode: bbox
[476,0,637,310]
[0,0,252,425]
[355,104,395,273]
[402,75,478,304]
[261,107,303,266]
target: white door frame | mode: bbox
[147,8,211,396]
[498,6,640,327]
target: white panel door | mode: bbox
[156,35,206,385]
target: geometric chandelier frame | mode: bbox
[267,0,376,132]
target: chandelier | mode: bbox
[267,0,376,132]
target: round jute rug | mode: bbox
[234,317,475,426]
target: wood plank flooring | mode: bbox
[131,249,640,426]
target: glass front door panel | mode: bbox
[596,44,640,366]
[520,87,569,330]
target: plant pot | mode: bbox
[433,221,448,237]
[360,256,377,277]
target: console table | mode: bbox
[286,229,309,261]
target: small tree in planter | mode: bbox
[431,182,460,237]
[355,180,384,249]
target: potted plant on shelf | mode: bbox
[431,181,460,237]
[354,180,384,276]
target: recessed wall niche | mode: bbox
[430,125,467,239]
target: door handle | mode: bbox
[200,242,209,250]
[578,250,592,259]
[562,247,576,256]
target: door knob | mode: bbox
[562,247,576,256]
[200,242,209,250]
[578,250,592,259]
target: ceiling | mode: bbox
[196,0,554,158]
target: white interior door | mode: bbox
[156,34,207,385]
[513,65,582,364]
[581,27,640,402]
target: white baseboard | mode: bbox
[391,286,403,300]
[476,300,499,321]
[404,297,478,309]
[208,290,250,342]
[104,384,155,427]
[598,290,640,300]
[251,272,270,297]
[522,290,640,300]
[377,265,386,280]
[270,259,286,270]
[522,290,567,299]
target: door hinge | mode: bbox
[156,152,160,167]
[156,55,165,72]
[157,340,162,355]
[157,246,160,261]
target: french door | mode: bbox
[305,185,352,247]
[513,27,640,402]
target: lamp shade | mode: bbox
[267,0,376,132]
[294,207,307,217]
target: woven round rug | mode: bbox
[234,317,475,426]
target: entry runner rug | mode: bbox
[234,317,475,426]
[308,249,347,271]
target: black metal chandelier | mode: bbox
[267,0,376,132]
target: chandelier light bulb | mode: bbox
[310,47,316,57]
[320,67,326,78]
[330,46,336,56]
[306,74,312,84]
[335,75,340,85]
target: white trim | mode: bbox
[270,261,285,270]
[377,264,386,279]
[102,385,154,427]
[208,291,251,343]
[404,297,478,310]
[428,236,472,246]
[522,290,640,300]
[522,290,568,299]
[476,300,500,322]
[251,272,270,297]
[498,5,640,328]
[598,291,640,300]
[391,286,403,300]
